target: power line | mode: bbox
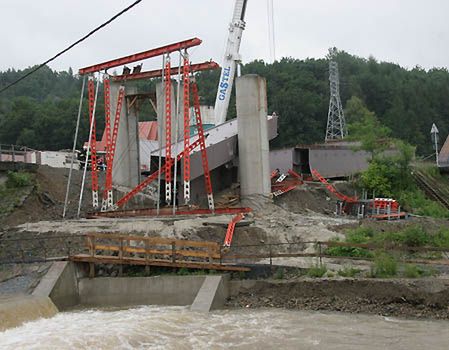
[0,0,143,95]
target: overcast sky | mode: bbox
[1,0,449,73]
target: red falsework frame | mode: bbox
[112,61,219,82]
[79,38,202,75]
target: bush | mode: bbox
[274,267,284,279]
[403,264,421,278]
[338,266,361,277]
[403,264,438,278]
[402,226,429,247]
[371,253,397,278]
[399,190,449,218]
[307,264,327,278]
[432,228,449,248]
[6,171,32,188]
[325,228,374,258]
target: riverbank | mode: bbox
[226,278,449,319]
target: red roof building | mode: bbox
[84,121,158,152]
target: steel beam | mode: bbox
[79,38,202,75]
[86,207,252,219]
[112,61,219,82]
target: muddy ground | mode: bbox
[2,165,449,320]
[226,278,449,320]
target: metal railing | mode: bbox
[1,234,448,268]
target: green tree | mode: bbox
[345,96,391,158]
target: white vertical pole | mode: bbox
[78,74,100,218]
[63,76,86,218]
[435,136,439,167]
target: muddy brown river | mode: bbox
[0,306,447,349]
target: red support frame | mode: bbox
[103,86,125,209]
[164,57,173,204]
[224,213,245,247]
[182,54,191,203]
[101,76,112,210]
[79,38,202,75]
[191,80,215,211]
[112,61,219,82]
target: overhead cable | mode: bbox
[0,0,143,95]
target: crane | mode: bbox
[213,0,248,126]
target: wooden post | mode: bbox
[318,242,322,265]
[269,244,272,270]
[145,239,150,275]
[11,144,15,162]
[119,238,123,276]
[171,242,176,263]
[89,262,95,278]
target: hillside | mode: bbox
[1,49,449,154]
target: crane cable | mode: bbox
[0,0,143,95]
[267,0,276,63]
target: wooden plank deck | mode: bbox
[70,233,250,276]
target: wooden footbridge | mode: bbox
[69,233,250,277]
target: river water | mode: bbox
[0,306,447,349]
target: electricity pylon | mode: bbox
[325,61,347,142]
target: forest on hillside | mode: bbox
[0,49,448,155]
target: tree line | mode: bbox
[1,49,448,154]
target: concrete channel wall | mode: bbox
[78,275,207,308]
[0,262,230,331]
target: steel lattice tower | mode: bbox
[325,61,347,142]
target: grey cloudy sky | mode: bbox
[1,0,449,72]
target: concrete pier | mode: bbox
[156,80,184,150]
[110,82,140,188]
[236,74,271,200]
[190,275,228,312]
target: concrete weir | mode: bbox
[0,262,229,331]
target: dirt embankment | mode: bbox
[1,165,92,228]
[226,278,449,319]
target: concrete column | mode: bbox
[111,82,140,188]
[156,81,184,152]
[236,74,271,199]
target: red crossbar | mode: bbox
[115,138,202,208]
[311,168,357,203]
[79,38,202,75]
[112,61,219,82]
[224,213,245,247]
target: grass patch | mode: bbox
[307,264,327,278]
[370,253,397,278]
[337,266,361,277]
[6,171,33,188]
[325,227,374,258]
[399,190,449,218]
[403,264,438,278]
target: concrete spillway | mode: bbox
[0,262,230,331]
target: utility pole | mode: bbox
[431,123,439,166]
[325,61,347,142]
